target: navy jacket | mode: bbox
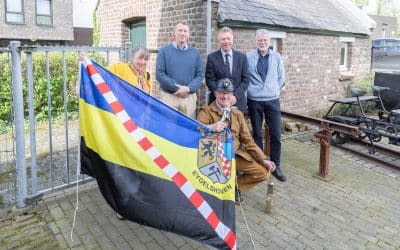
[205,49,249,113]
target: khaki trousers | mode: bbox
[236,155,268,192]
[160,91,197,119]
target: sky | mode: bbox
[73,0,98,28]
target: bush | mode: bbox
[350,73,374,95]
[0,52,105,132]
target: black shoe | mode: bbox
[235,190,244,205]
[272,169,287,182]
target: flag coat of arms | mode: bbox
[79,58,236,249]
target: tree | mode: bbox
[353,0,369,8]
[376,0,396,16]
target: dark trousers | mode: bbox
[247,98,282,168]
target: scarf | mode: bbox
[216,101,231,122]
[130,64,150,93]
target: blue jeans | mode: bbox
[247,98,282,168]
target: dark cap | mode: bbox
[216,78,234,92]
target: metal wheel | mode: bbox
[331,132,349,145]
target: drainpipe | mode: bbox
[205,0,212,104]
[207,0,212,55]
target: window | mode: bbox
[270,39,278,52]
[381,24,387,38]
[5,0,24,24]
[267,30,286,53]
[36,0,52,26]
[340,43,348,71]
[339,37,355,71]
[130,20,146,47]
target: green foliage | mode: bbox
[350,73,374,95]
[352,0,369,8]
[93,12,99,46]
[349,73,376,114]
[329,73,375,116]
[0,52,105,132]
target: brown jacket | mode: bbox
[197,102,267,164]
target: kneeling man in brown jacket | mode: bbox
[197,78,276,203]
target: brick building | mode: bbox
[95,0,375,115]
[0,0,74,46]
[368,15,398,40]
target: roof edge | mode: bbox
[330,0,376,32]
[219,21,370,39]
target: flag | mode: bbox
[79,58,236,249]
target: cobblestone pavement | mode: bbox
[1,136,400,249]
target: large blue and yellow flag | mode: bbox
[79,58,236,249]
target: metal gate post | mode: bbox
[26,51,38,195]
[10,41,27,208]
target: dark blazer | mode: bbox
[205,49,249,113]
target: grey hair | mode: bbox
[131,45,149,61]
[174,21,190,31]
[218,26,233,39]
[255,29,270,38]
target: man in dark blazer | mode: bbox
[205,27,249,114]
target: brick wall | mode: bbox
[96,0,208,97]
[222,30,371,115]
[0,0,73,43]
[96,0,371,114]
[369,15,398,40]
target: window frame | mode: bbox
[35,0,53,26]
[339,42,348,71]
[267,30,286,53]
[5,0,25,24]
[339,37,355,71]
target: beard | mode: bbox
[258,47,268,53]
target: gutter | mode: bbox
[219,21,370,39]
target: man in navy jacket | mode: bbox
[205,27,249,114]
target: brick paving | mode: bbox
[1,135,399,249]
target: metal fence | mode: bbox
[0,41,134,211]
[0,47,15,213]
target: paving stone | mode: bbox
[126,237,148,249]
[55,233,68,249]
[357,230,379,244]
[375,239,397,250]
[78,232,99,249]
[3,137,400,249]
[49,207,65,220]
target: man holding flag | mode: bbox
[197,78,276,203]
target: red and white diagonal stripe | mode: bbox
[216,137,231,178]
[82,58,236,250]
